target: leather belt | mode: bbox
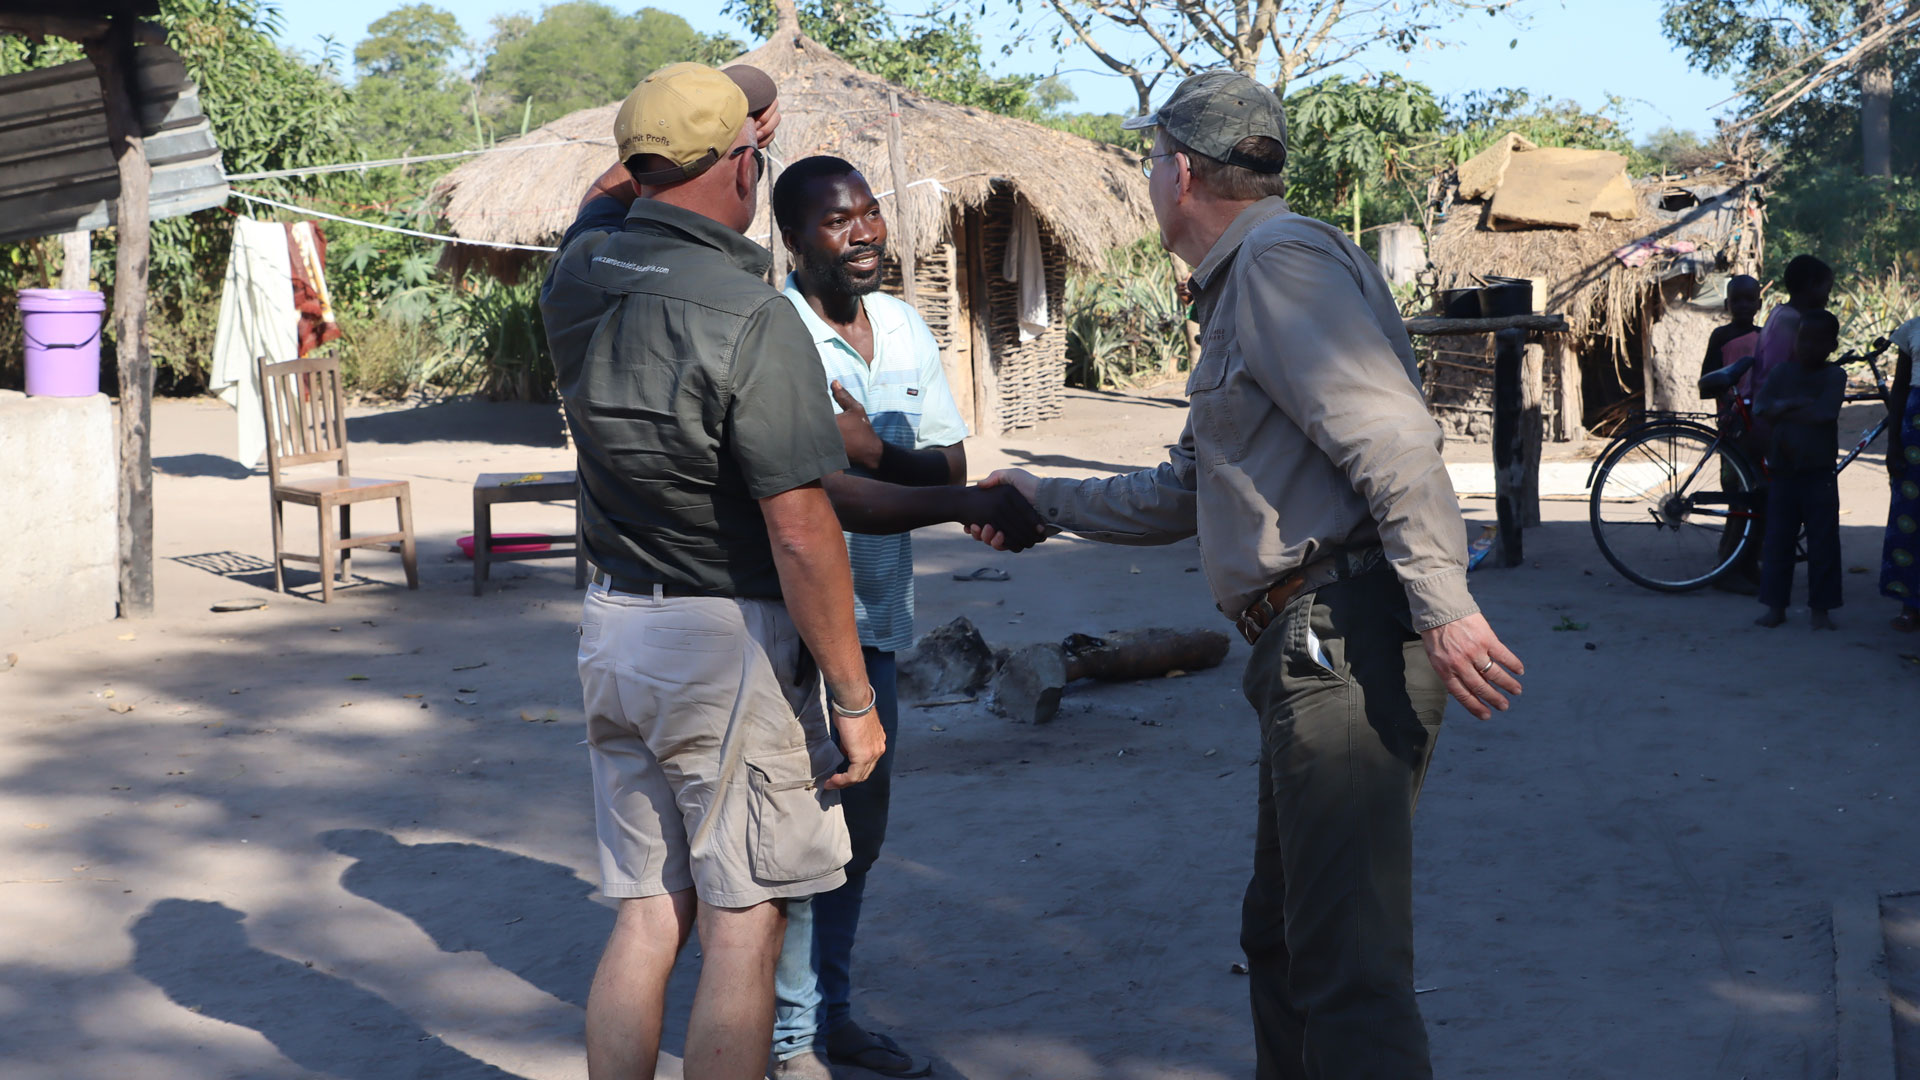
[590,570,709,598]
[1234,547,1384,646]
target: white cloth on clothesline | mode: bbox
[208,216,297,468]
[1000,198,1049,343]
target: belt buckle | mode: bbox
[1236,594,1272,646]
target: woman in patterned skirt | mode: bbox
[1884,320,1920,631]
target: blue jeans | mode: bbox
[772,648,898,1059]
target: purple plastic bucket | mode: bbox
[21,288,106,397]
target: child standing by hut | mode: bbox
[1755,308,1847,630]
[1702,274,1765,590]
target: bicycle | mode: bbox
[1585,336,1895,592]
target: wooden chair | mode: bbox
[257,353,419,603]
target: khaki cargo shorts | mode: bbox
[577,583,850,908]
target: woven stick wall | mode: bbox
[877,242,958,353]
[1420,338,1561,443]
[980,190,1069,431]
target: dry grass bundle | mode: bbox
[433,30,1155,269]
[1430,170,1758,363]
[1429,200,1657,352]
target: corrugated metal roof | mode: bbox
[0,42,226,245]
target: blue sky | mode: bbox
[278,0,1740,141]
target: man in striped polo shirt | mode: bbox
[764,155,1042,1078]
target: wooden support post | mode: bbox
[1520,340,1544,528]
[885,90,917,304]
[767,145,786,287]
[964,208,997,436]
[1550,336,1585,444]
[1491,328,1531,566]
[89,22,154,617]
[61,230,90,290]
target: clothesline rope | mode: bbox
[223,138,615,182]
[228,189,560,252]
[229,174,969,253]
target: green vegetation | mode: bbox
[1662,0,1918,345]
[726,0,1034,115]
[1064,239,1188,390]
[3,0,1910,400]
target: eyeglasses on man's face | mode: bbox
[729,144,767,181]
[1141,151,1180,179]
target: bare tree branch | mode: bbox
[1727,2,1920,132]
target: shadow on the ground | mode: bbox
[347,402,566,448]
[170,551,415,602]
[129,898,521,1079]
[154,454,258,480]
[318,829,703,1060]
[1003,449,1151,475]
[320,829,612,1010]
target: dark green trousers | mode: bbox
[1239,565,1447,1080]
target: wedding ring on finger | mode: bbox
[1476,658,1495,675]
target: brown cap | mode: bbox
[614,62,765,185]
[723,64,777,117]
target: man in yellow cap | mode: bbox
[542,62,886,1080]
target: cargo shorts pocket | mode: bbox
[745,745,850,884]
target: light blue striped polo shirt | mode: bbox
[782,276,971,653]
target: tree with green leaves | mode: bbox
[1661,0,1914,177]
[351,4,473,155]
[726,0,1035,114]
[1286,74,1442,239]
[480,3,738,132]
[1663,0,1916,308]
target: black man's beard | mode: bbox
[805,241,888,297]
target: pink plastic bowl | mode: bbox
[457,533,552,559]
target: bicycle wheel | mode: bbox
[1589,422,1760,591]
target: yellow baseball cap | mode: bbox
[615,62,773,185]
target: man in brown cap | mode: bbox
[542,62,884,1080]
[972,70,1526,1079]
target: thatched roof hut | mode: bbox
[1425,155,1764,441]
[432,4,1154,433]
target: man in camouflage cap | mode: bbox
[973,69,1526,1079]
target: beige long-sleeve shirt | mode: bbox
[1032,197,1478,631]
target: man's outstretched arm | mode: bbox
[821,471,1046,550]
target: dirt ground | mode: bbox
[3,386,1916,1079]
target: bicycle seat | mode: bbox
[1698,354,1756,398]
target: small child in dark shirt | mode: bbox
[1702,275,1765,589]
[1754,308,1847,629]
[1701,275,1764,416]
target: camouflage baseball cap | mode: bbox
[1123,70,1287,173]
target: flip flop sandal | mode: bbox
[951,567,1010,582]
[825,1027,933,1078]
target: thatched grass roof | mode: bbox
[1429,167,1758,352]
[433,19,1154,268]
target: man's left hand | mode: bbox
[1419,612,1524,721]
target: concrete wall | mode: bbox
[0,391,117,644]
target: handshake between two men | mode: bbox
[826,380,1052,552]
